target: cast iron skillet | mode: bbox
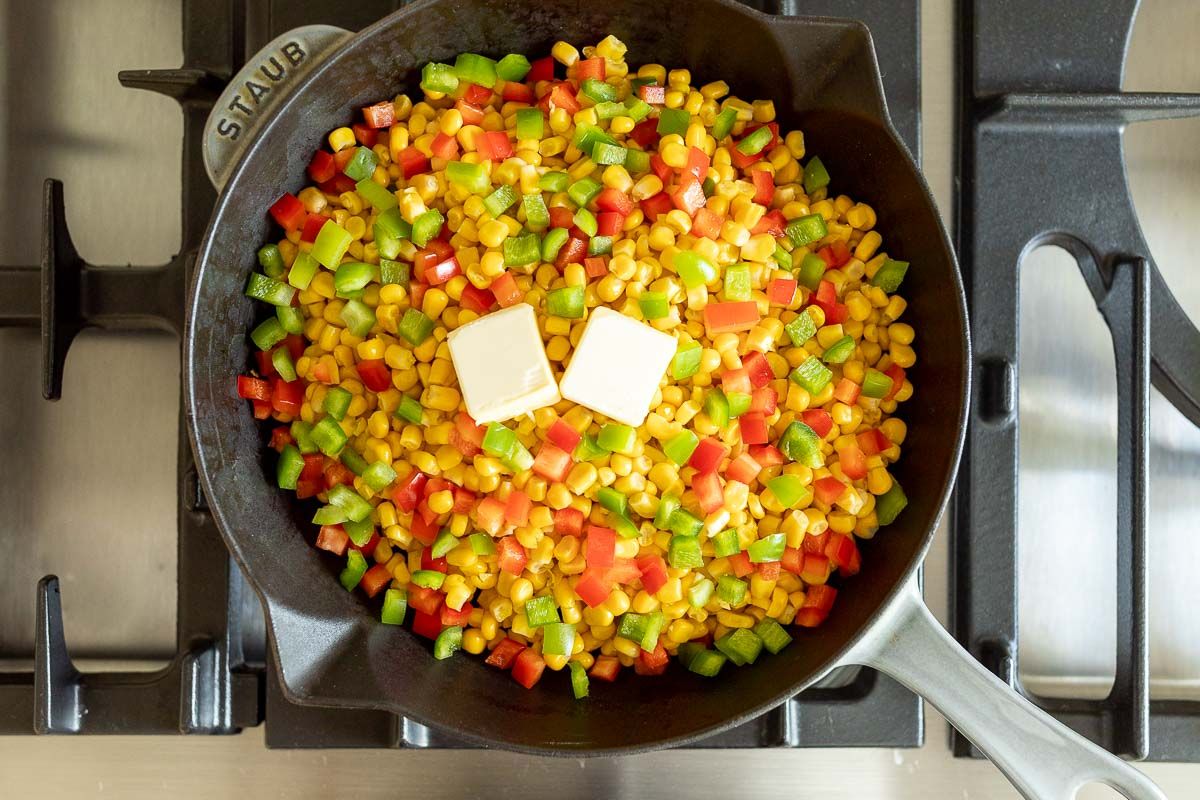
[186,1,1164,797]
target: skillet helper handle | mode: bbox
[844,578,1165,800]
[202,25,352,191]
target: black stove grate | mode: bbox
[954,0,1200,761]
[0,0,923,748]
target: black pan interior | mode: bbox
[187,0,969,753]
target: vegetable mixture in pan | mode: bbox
[237,35,915,698]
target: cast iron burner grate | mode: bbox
[0,0,922,747]
[954,0,1200,762]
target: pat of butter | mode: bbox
[446,304,560,424]
[559,307,677,427]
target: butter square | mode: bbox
[446,304,560,424]
[558,307,677,427]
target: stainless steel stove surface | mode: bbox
[3,0,1200,797]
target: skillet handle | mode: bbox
[202,25,352,190]
[842,577,1164,800]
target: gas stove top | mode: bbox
[2,0,1199,761]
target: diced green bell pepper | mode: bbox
[340,298,376,337]
[327,484,372,522]
[736,126,772,156]
[434,625,464,659]
[362,461,397,493]
[323,386,352,420]
[483,184,519,218]
[786,214,828,248]
[876,480,908,525]
[654,494,680,529]
[523,193,550,229]
[546,285,585,318]
[822,335,855,364]
[785,310,817,345]
[339,550,368,591]
[276,444,304,490]
[246,273,296,307]
[597,423,636,454]
[411,569,446,589]
[592,142,627,166]
[767,474,808,509]
[567,177,603,209]
[420,62,459,94]
[802,156,831,194]
[398,308,435,346]
[597,486,627,516]
[538,171,570,192]
[540,227,569,262]
[638,290,670,320]
[446,161,490,194]
[668,534,704,569]
[662,430,699,465]
[723,263,751,301]
[287,252,319,290]
[574,433,607,462]
[791,356,833,395]
[778,421,823,467]
[250,318,286,351]
[311,416,347,456]
[541,622,575,656]
[704,389,730,429]
[716,628,763,666]
[568,660,589,699]
[453,52,497,88]
[411,209,444,248]
[381,588,407,625]
[524,595,559,627]
[668,508,703,537]
[312,220,353,268]
[711,528,740,558]
[271,347,297,381]
[394,394,423,425]
[355,177,397,211]
[674,250,718,288]
[716,575,747,606]
[581,78,618,103]
[657,108,690,138]
[747,533,786,563]
[861,368,894,399]
[431,528,459,558]
[469,533,496,555]
[671,340,702,380]
[495,53,531,81]
[711,108,737,141]
[688,577,714,608]
[257,243,285,278]
[872,259,909,293]
[342,146,377,181]
[503,231,541,266]
[753,618,793,654]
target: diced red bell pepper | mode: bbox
[459,283,495,314]
[512,648,546,688]
[750,386,778,415]
[800,553,831,585]
[409,283,428,310]
[781,546,803,576]
[489,272,523,307]
[423,254,462,286]
[532,442,573,483]
[504,489,531,527]
[813,476,847,507]
[554,236,588,269]
[547,419,582,453]
[440,601,473,627]
[595,188,634,216]
[797,584,837,627]
[574,570,612,608]
[360,564,392,598]
[481,130,515,161]
[527,56,555,83]
[728,551,755,578]
[725,452,762,485]
[857,428,891,456]
[549,205,575,229]
[356,358,392,392]
[801,409,834,438]
[650,154,673,184]
[295,478,322,499]
[392,470,427,513]
[412,609,443,640]
[539,82,581,115]
[606,557,642,585]
[410,513,440,547]
[768,277,797,307]
[741,351,774,388]
[584,525,616,569]
[721,368,752,397]
[802,531,830,555]
[397,146,430,178]
[589,654,621,682]
[628,118,660,149]
[323,460,355,489]
[825,534,860,576]
[684,147,711,185]
[351,123,378,148]
[692,470,725,514]
[485,637,527,669]
[501,79,535,103]
[455,98,485,125]
[318,174,357,195]
[315,524,349,556]
[739,412,769,445]
[752,209,787,236]
[634,642,669,675]
[640,191,674,222]
[822,239,852,268]
[690,207,724,240]
[254,350,275,377]
[300,213,327,243]
[884,364,906,401]
[703,301,760,334]
[575,57,605,81]
[307,150,336,183]
[838,442,868,480]
[269,192,306,231]
[554,507,584,537]
[833,378,862,405]
[638,83,665,104]
[730,145,762,170]
[237,375,271,401]
[461,82,492,105]
[282,333,305,361]
[408,585,445,616]
[431,131,459,160]
[584,256,609,278]
[270,377,303,415]
[595,211,625,236]
[452,486,477,514]
[757,560,782,581]
[362,101,395,129]
[351,532,382,558]
[496,535,528,576]
[636,554,669,595]
[671,178,706,217]
[269,426,294,452]
[449,412,485,458]
[751,169,774,205]
[300,453,324,482]
[689,437,729,474]
[475,497,507,536]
